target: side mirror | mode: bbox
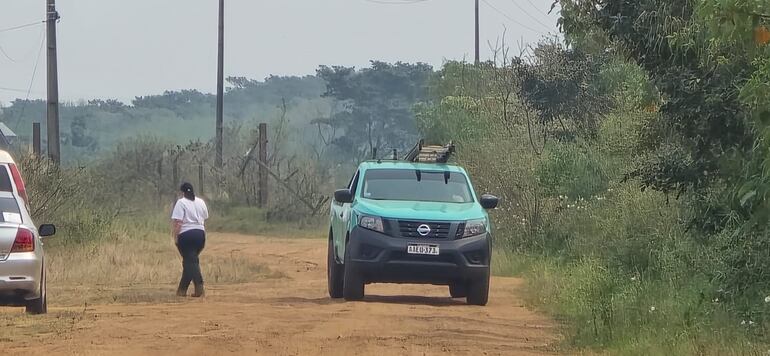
[334,189,354,204]
[480,194,499,210]
[39,224,56,237]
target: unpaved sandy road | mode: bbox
[3,233,558,355]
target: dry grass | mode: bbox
[45,228,282,307]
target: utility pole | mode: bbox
[46,0,61,164]
[475,0,480,65]
[215,0,224,168]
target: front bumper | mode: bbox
[0,252,43,303]
[347,226,490,285]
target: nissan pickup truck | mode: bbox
[327,147,498,305]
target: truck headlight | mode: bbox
[463,219,487,238]
[359,215,384,233]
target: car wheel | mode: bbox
[26,269,47,315]
[327,231,344,299]
[449,282,467,298]
[466,269,489,306]
[342,243,364,301]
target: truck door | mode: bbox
[333,170,358,260]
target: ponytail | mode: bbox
[180,182,196,201]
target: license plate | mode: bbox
[407,244,439,256]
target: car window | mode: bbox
[361,169,474,203]
[0,197,21,223]
[0,165,12,192]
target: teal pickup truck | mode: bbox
[327,144,498,305]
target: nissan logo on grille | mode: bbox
[417,224,431,236]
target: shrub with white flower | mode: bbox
[765,296,770,303]
[649,306,656,312]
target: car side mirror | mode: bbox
[480,194,499,209]
[334,189,354,204]
[39,224,56,237]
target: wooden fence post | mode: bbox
[198,163,205,197]
[32,123,41,157]
[258,123,268,208]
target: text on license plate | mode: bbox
[407,244,439,256]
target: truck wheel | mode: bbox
[466,269,489,306]
[327,232,344,299]
[26,270,47,314]
[449,282,467,298]
[342,245,364,301]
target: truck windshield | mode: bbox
[361,169,474,203]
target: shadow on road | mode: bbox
[265,295,467,307]
[362,295,466,307]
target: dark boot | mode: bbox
[192,283,205,298]
[177,274,191,297]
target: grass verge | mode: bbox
[44,219,283,307]
[206,204,326,238]
[493,253,769,355]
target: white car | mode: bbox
[0,151,56,314]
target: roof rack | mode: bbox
[404,139,455,163]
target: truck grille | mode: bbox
[398,220,451,239]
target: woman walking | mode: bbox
[171,182,209,297]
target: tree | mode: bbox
[559,0,755,196]
[316,61,433,162]
[69,116,97,150]
[558,0,770,308]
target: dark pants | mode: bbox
[176,229,206,290]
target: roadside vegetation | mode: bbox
[2,0,769,353]
[414,0,770,353]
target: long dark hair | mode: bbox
[180,182,195,201]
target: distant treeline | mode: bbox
[0,62,434,165]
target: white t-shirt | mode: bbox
[171,197,209,234]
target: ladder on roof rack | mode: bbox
[404,139,455,163]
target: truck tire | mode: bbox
[342,244,364,301]
[327,232,344,299]
[449,282,467,298]
[466,269,489,306]
[26,270,47,314]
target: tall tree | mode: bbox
[316,61,433,162]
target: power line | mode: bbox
[525,0,558,15]
[11,28,46,132]
[363,0,429,4]
[480,0,543,34]
[0,45,17,63]
[507,0,554,31]
[0,20,44,34]
[523,0,545,12]
[0,86,32,93]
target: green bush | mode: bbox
[416,53,770,353]
[536,142,608,200]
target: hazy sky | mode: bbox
[0,0,560,104]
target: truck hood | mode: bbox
[354,199,486,221]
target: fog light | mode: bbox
[464,250,485,265]
[360,244,380,260]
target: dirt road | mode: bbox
[3,233,558,355]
